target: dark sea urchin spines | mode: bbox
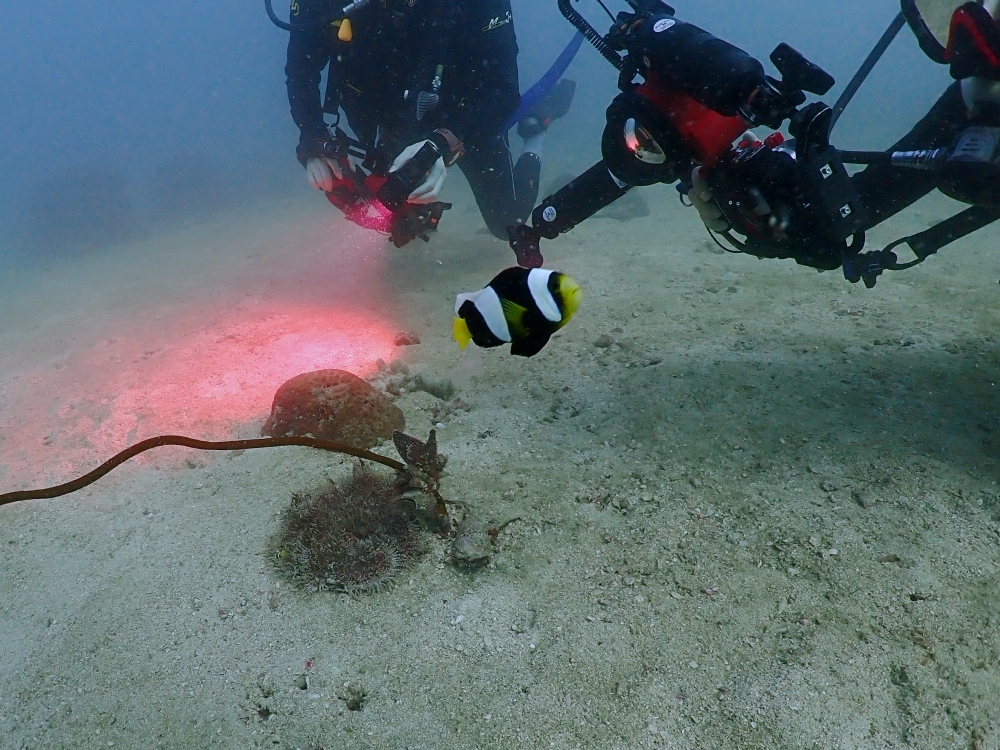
[341,539,404,596]
[270,466,425,595]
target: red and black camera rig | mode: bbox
[320,128,456,248]
[509,0,867,271]
[509,0,1000,287]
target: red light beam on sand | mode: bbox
[0,301,400,489]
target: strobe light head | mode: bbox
[602,93,685,186]
[740,44,835,129]
[770,43,834,97]
[623,118,668,165]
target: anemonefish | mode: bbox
[453,267,582,357]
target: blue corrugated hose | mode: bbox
[503,32,585,134]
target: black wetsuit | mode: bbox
[285,0,540,238]
[853,82,972,228]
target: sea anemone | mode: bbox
[270,466,425,594]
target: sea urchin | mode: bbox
[270,466,425,594]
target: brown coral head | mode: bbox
[270,466,425,594]
[261,369,404,449]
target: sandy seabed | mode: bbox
[1,177,999,750]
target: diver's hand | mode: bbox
[687,167,730,233]
[305,157,344,192]
[390,140,447,204]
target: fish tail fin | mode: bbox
[453,317,473,349]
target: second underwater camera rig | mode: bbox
[510,0,1000,287]
[509,0,866,270]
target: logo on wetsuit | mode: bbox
[483,11,512,32]
[290,0,300,17]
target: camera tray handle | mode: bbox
[844,204,1000,286]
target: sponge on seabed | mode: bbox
[261,369,404,449]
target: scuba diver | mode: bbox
[276,0,576,245]
[507,0,1000,289]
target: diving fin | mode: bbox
[518,79,576,138]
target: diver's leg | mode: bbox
[511,150,542,222]
[458,135,539,240]
[853,82,970,228]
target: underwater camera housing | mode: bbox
[509,1,862,269]
[599,14,836,184]
[705,103,868,270]
[599,12,865,263]
[321,130,451,248]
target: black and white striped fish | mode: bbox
[453,267,582,357]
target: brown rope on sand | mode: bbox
[0,435,407,508]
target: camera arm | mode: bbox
[509,161,631,268]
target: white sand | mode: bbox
[2,179,999,749]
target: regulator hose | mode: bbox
[557,0,624,70]
[265,0,367,31]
